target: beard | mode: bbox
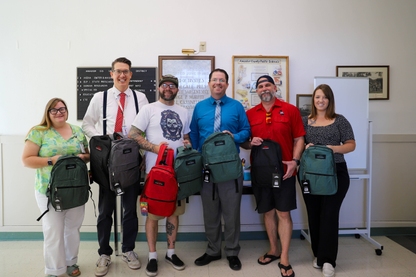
[260,91,274,102]
[160,91,177,101]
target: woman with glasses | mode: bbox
[22,98,90,277]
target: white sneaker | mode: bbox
[95,254,111,276]
[122,251,141,269]
[322,262,335,277]
[313,257,322,269]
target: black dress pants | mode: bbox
[97,182,140,255]
[302,162,350,268]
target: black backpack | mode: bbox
[89,90,140,189]
[174,145,203,200]
[37,155,92,221]
[89,135,112,188]
[250,139,283,188]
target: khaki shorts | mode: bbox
[148,199,186,220]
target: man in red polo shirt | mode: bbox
[243,75,305,277]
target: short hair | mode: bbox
[309,84,337,120]
[111,57,132,70]
[209,68,229,83]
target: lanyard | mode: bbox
[114,92,125,114]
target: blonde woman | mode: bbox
[22,98,90,277]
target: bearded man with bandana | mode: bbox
[242,75,305,277]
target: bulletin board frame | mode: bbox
[232,55,289,110]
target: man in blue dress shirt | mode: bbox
[190,68,250,271]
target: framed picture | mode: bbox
[158,55,215,115]
[336,65,390,100]
[296,94,312,117]
[232,56,289,110]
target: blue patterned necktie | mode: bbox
[214,100,221,132]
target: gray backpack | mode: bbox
[108,134,142,195]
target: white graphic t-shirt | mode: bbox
[132,101,190,173]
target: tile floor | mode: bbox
[1,236,415,276]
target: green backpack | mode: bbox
[37,155,91,221]
[174,145,203,200]
[201,132,242,184]
[298,145,338,195]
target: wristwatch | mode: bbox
[47,158,53,166]
[292,158,300,166]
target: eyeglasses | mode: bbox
[112,69,130,76]
[161,83,177,89]
[210,78,226,83]
[49,107,67,115]
[266,112,272,124]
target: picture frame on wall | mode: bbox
[336,65,390,100]
[232,56,289,110]
[296,94,312,117]
[158,55,215,115]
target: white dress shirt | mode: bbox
[82,86,149,138]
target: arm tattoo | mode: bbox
[128,125,156,153]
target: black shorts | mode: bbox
[252,176,297,213]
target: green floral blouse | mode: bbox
[25,124,88,194]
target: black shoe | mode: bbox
[165,254,185,270]
[194,253,221,266]
[145,259,158,276]
[227,256,242,271]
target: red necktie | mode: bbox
[115,92,125,133]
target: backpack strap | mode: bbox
[37,200,50,221]
[103,90,108,135]
[89,188,97,217]
[156,144,168,165]
[156,144,174,166]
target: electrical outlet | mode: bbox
[199,41,206,52]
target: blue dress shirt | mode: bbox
[190,95,251,152]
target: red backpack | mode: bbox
[140,144,178,217]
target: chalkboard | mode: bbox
[314,77,369,170]
[77,67,157,120]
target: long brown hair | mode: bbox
[29,98,68,132]
[309,84,337,120]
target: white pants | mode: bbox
[35,190,85,276]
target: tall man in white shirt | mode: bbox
[82,57,149,277]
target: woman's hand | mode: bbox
[305,143,314,149]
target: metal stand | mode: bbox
[300,122,383,255]
[113,196,123,256]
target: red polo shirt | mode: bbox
[246,98,305,175]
